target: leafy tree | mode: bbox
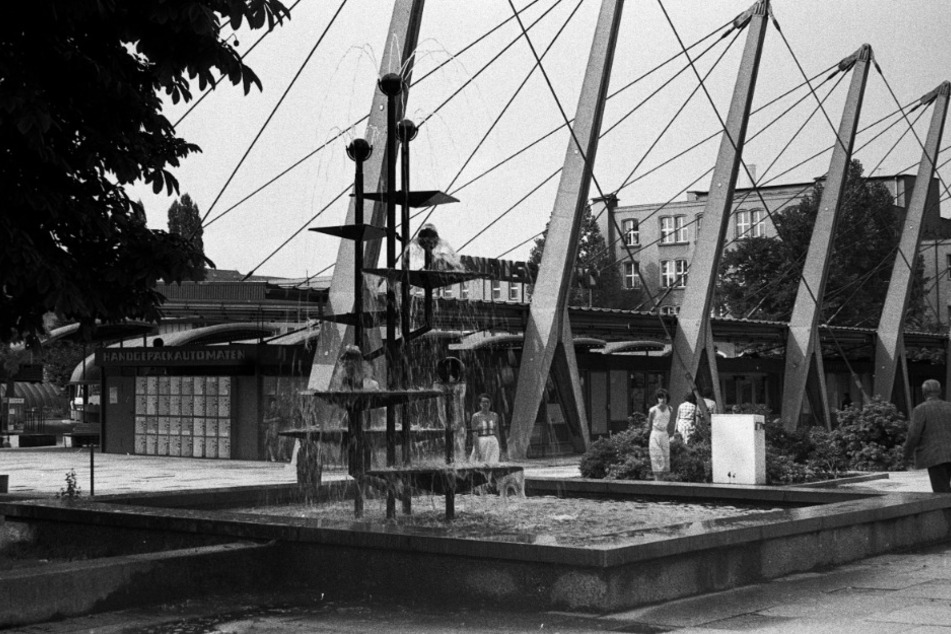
[0,0,288,344]
[168,194,208,281]
[529,206,645,309]
[39,341,87,390]
[717,160,926,328]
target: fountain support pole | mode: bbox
[346,139,372,518]
[398,118,419,515]
[379,73,404,519]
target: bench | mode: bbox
[63,423,101,448]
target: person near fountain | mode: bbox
[263,397,281,462]
[647,388,674,480]
[675,392,698,444]
[903,379,951,493]
[469,393,500,464]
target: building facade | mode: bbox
[596,174,949,320]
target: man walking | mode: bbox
[904,379,951,493]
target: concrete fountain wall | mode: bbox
[2,477,951,626]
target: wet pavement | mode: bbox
[4,447,951,632]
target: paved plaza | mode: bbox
[4,447,951,632]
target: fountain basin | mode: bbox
[2,477,951,615]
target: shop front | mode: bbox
[96,344,313,461]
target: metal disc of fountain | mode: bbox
[298,388,442,409]
[364,267,485,290]
[278,427,445,444]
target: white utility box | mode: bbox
[711,414,766,485]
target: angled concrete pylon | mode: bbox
[667,1,769,413]
[874,82,949,411]
[308,0,425,391]
[507,0,623,460]
[780,45,873,430]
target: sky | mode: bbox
[127,0,951,280]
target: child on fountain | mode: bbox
[469,393,500,464]
[647,388,675,480]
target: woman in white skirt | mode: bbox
[469,393,500,463]
[647,388,674,479]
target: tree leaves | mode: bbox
[0,0,289,343]
[716,160,924,328]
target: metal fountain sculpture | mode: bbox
[286,72,523,520]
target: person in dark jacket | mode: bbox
[903,379,951,492]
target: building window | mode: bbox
[623,219,639,246]
[508,283,519,301]
[623,261,640,288]
[695,213,703,238]
[460,283,469,299]
[661,215,687,244]
[660,305,679,316]
[443,285,453,299]
[735,209,765,239]
[661,259,687,288]
[750,209,766,237]
[491,281,502,301]
[735,210,750,238]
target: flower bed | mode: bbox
[581,398,908,485]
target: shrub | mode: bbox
[604,446,653,480]
[669,437,711,482]
[832,397,907,471]
[579,415,648,479]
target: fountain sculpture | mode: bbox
[285,72,523,519]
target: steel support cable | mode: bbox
[862,105,929,183]
[739,253,809,319]
[772,17,944,333]
[814,104,932,314]
[242,185,350,281]
[416,0,568,131]
[614,65,831,195]
[174,0,304,128]
[203,0,547,231]
[601,23,740,140]
[592,59,843,267]
[410,0,584,233]
[453,6,736,254]
[770,14,851,156]
[503,0,682,329]
[612,28,743,202]
[197,0,349,228]
[591,75,897,298]
[913,274,945,326]
[757,103,913,198]
[428,14,741,224]
[874,62,951,214]
[457,167,562,252]
[605,60,844,268]
[614,62,840,197]
[823,326,872,402]
[734,175,912,324]
[659,0,853,340]
[606,16,736,102]
[656,0,773,236]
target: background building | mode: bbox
[596,174,951,320]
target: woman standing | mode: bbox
[675,392,698,444]
[469,393,501,464]
[647,388,674,479]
